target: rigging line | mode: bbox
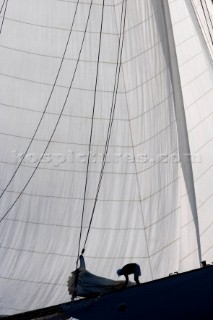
[204,0,213,31]
[0,0,6,15]
[76,0,105,265]
[0,0,94,224]
[200,0,213,45]
[0,0,8,34]
[0,0,80,200]
[83,0,127,250]
[97,1,126,178]
[190,0,213,59]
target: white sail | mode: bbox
[168,0,213,269]
[0,0,212,315]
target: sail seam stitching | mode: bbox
[0,91,173,121]
[1,59,209,93]
[0,4,192,34]
[0,10,156,34]
[0,66,170,93]
[0,176,179,203]
[4,206,181,231]
[0,236,180,261]
[0,40,162,65]
[3,75,212,120]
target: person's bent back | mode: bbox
[117,263,141,288]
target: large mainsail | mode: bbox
[0,0,212,315]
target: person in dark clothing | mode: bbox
[117,263,141,288]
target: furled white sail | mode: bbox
[0,0,212,315]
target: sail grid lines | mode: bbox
[3,204,181,232]
[168,0,213,268]
[77,0,179,282]
[0,0,95,221]
[0,64,172,95]
[0,89,174,121]
[0,0,180,256]
[0,95,211,148]
[0,0,81,201]
[0,0,212,314]
[0,233,181,268]
[0,1,157,35]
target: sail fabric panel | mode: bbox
[0,0,198,314]
[0,109,133,145]
[0,0,147,313]
[168,0,213,266]
[0,270,68,314]
[0,246,72,289]
[0,220,80,257]
[118,0,180,280]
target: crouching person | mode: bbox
[117,263,141,288]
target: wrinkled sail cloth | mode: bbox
[67,256,131,297]
[67,268,131,297]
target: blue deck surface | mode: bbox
[63,265,213,320]
[2,265,213,319]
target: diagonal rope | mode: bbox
[76,0,105,270]
[0,0,94,224]
[190,0,213,59]
[83,0,127,251]
[0,0,80,200]
[204,0,213,31]
[0,0,6,14]
[200,0,213,45]
[0,0,8,34]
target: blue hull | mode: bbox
[3,265,213,319]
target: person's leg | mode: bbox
[123,275,129,288]
[134,275,140,285]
